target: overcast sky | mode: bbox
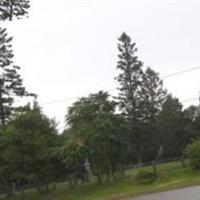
[3,0,200,131]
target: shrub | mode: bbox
[135,170,157,184]
[185,139,200,170]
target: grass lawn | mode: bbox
[7,161,200,200]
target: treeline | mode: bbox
[0,0,200,198]
[61,33,200,184]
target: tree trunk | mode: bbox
[96,173,102,184]
[9,0,14,21]
[137,154,142,168]
[0,176,13,197]
[0,91,5,126]
[107,160,113,182]
[21,186,25,197]
[45,183,49,193]
[152,160,157,173]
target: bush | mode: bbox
[135,170,157,184]
[185,139,200,170]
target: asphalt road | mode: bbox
[126,186,200,200]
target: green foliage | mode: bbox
[192,114,200,138]
[140,67,166,123]
[135,170,157,184]
[0,27,35,126]
[5,161,198,200]
[0,106,63,194]
[185,139,200,170]
[0,6,34,196]
[157,95,191,159]
[64,91,126,182]
[116,32,143,121]
[61,135,88,185]
[0,29,198,198]
[116,33,167,164]
[138,67,166,162]
[115,33,144,164]
[87,113,125,179]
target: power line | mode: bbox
[40,97,77,106]
[162,66,200,79]
[181,97,199,103]
[40,89,117,106]
[40,66,200,106]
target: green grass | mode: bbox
[7,161,200,200]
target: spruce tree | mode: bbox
[0,0,30,21]
[116,33,144,163]
[116,32,143,121]
[0,0,32,196]
[139,67,166,169]
[0,27,34,126]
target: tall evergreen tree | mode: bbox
[0,1,32,196]
[0,27,34,126]
[0,0,30,21]
[139,67,166,168]
[116,32,143,163]
[116,33,143,120]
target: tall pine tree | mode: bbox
[116,33,144,163]
[0,27,34,126]
[116,33,143,121]
[0,0,32,196]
